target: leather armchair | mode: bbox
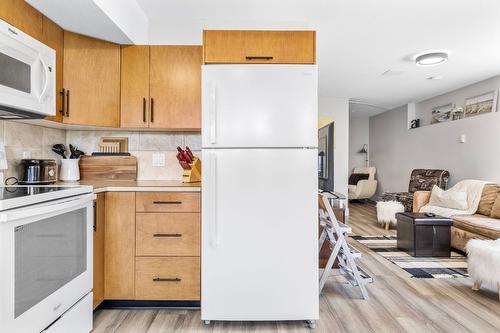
[348,167,378,200]
[382,169,450,212]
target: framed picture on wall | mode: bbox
[431,103,453,124]
[464,90,498,118]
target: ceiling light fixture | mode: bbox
[415,52,448,66]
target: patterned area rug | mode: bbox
[351,235,468,279]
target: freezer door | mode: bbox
[201,148,319,321]
[202,65,318,148]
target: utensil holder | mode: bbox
[182,158,201,183]
[60,159,80,182]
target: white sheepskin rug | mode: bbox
[466,238,500,285]
[376,201,405,225]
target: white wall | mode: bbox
[349,115,369,171]
[370,77,500,198]
[416,75,500,126]
[319,97,349,199]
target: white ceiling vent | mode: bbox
[381,70,405,76]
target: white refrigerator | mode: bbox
[201,65,319,323]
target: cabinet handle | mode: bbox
[143,97,147,122]
[65,90,70,117]
[245,56,273,61]
[153,201,182,205]
[59,89,65,116]
[153,233,182,238]
[93,201,97,232]
[153,277,181,282]
[150,98,154,123]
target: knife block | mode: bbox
[182,157,201,183]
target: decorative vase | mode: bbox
[59,159,80,182]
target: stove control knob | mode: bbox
[48,169,55,177]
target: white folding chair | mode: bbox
[318,192,372,300]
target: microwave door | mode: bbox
[0,31,50,112]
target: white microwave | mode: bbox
[0,18,56,119]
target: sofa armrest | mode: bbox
[413,191,431,213]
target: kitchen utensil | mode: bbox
[185,146,194,160]
[180,160,191,170]
[52,144,67,159]
[177,146,192,163]
[69,144,84,159]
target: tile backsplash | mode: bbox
[66,130,201,181]
[1,120,66,181]
[0,120,201,182]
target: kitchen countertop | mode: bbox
[57,180,201,193]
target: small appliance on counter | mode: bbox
[19,159,57,185]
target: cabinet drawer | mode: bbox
[136,213,200,256]
[136,192,200,212]
[135,257,200,300]
[203,30,316,64]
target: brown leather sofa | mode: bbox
[413,184,500,251]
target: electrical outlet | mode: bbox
[152,152,165,167]
[22,151,31,159]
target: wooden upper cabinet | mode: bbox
[42,16,64,123]
[203,30,316,64]
[0,0,43,40]
[149,46,202,130]
[121,46,150,128]
[63,32,120,127]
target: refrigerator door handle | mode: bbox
[209,82,217,144]
[209,153,219,247]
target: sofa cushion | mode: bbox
[348,173,369,185]
[477,183,500,216]
[452,214,500,240]
[490,193,500,218]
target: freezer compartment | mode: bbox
[202,65,318,148]
[201,148,318,320]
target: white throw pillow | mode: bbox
[428,185,468,210]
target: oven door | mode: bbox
[0,193,94,333]
[0,19,55,118]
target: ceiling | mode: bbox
[27,0,500,114]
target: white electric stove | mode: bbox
[0,185,95,333]
[0,185,93,211]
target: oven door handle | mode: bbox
[0,193,96,223]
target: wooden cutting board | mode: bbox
[79,156,137,181]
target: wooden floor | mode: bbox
[93,202,500,333]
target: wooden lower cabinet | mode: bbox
[135,257,200,300]
[136,213,200,257]
[136,192,200,213]
[104,192,136,299]
[99,191,200,303]
[93,193,105,309]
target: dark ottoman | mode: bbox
[396,212,453,257]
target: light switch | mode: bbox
[460,134,466,143]
[152,152,165,167]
